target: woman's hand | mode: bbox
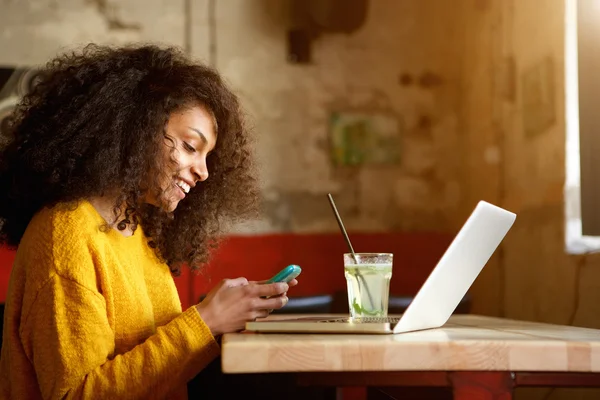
[250,278,298,288]
[287,278,299,288]
[195,277,291,337]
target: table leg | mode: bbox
[449,372,514,400]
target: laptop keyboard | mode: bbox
[318,317,401,324]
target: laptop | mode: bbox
[245,200,516,334]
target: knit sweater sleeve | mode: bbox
[20,274,220,400]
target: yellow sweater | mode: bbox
[0,200,220,399]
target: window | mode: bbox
[565,0,600,253]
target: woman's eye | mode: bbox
[183,142,196,153]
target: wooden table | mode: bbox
[221,314,600,399]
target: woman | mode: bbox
[0,44,296,399]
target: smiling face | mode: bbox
[148,104,217,212]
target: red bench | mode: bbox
[177,232,454,309]
[1,232,454,310]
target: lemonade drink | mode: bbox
[343,253,393,318]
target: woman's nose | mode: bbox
[192,164,209,182]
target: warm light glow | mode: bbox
[565,0,579,189]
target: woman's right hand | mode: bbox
[195,277,289,337]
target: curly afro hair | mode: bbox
[0,43,259,275]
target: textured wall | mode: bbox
[0,0,185,64]
[206,0,464,234]
[0,0,464,235]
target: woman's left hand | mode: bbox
[250,278,298,288]
[286,278,298,288]
[249,278,298,315]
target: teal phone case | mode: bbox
[266,265,301,283]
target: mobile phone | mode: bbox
[266,264,302,284]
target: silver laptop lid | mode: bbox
[393,201,516,333]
